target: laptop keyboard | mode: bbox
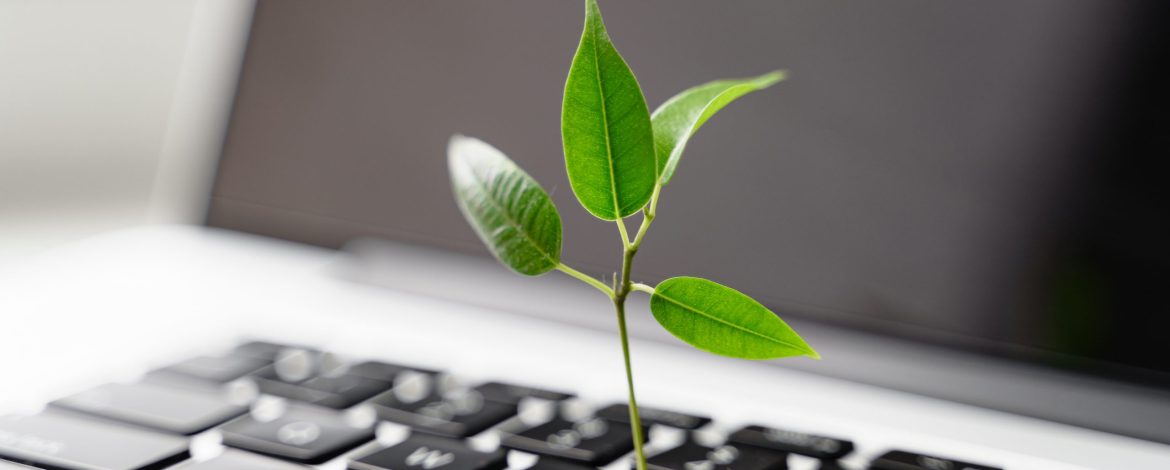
[0,341,1004,470]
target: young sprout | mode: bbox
[447,1,818,468]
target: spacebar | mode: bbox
[0,410,190,470]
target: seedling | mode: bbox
[447,1,819,468]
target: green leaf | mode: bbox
[448,135,562,276]
[651,71,786,184]
[649,276,819,360]
[562,0,656,220]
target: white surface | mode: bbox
[1,226,1168,469]
[1,0,196,214]
[0,0,253,262]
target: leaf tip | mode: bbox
[447,133,470,159]
[757,70,788,87]
[805,348,822,360]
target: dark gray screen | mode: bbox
[208,1,1170,384]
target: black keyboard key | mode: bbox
[729,425,853,460]
[52,381,247,435]
[526,458,598,470]
[349,434,507,470]
[475,382,574,404]
[0,411,189,470]
[232,341,311,360]
[252,368,393,409]
[148,355,269,384]
[298,374,396,408]
[647,441,788,470]
[219,404,374,464]
[596,404,711,430]
[868,451,1002,470]
[502,416,646,465]
[179,449,312,469]
[814,461,845,470]
[369,387,517,438]
[348,361,441,382]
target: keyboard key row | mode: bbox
[0,340,1005,470]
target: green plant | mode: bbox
[447,1,818,468]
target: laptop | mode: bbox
[1,1,1168,469]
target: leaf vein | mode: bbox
[463,166,557,266]
[654,290,807,352]
[590,22,621,219]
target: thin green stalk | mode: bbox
[557,263,615,298]
[613,297,646,470]
[631,283,655,295]
[614,243,647,470]
[647,183,663,218]
[616,216,632,248]
[557,232,650,470]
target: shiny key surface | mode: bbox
[525,458,598,470]
[52,381,247,435]
[368,386,517,438]
[475,382,574,404]
[0,411,189,470]
[502,416,646,465]
[232,341,315,361]
[349,434,507,470]
[148,355,270,384]
[868,450,1001,470]
[347,361,441,383]
[596,404,711,430]
[252,368,393,409]
[646,440,789,470]
[729,425,853,460]
[219,404,374,464]
[172,449,312,469]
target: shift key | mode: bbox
[0,410,189,470]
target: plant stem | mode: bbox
[613,241,647,470]
[591,205,658,470]
[616,217,632,248]
[631,282,655,295]
[557,263,615,298]
[613,295,647,470]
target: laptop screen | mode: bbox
[207,1,1170,388]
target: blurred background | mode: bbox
[0,0,247,261]
[3,0,1169,410]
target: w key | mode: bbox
[349,434,507,470]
